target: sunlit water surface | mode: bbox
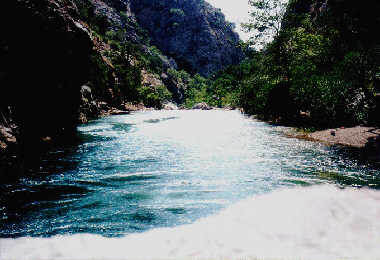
[1,110,380,259]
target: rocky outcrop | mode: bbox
[129,0,244,76]
[0,0,100,171]
[89,0,142,43]
[78,85,103,123]
[0,125,17,152]
[192,102,212,110]
[88,0,244,77]
[163,102,178,110]
[160,72,186,103]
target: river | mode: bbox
[1,110,380,259]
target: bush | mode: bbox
[138,85,172,108]
[169,8,185,17]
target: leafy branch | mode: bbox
[242,0,288,49]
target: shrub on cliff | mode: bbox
[75,0,110,35]
[111,43,143,102]
[139,85,172,108]
[169,8,185,17]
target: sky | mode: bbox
[206,0,251,41]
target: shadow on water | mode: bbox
[111,122,135,132]
[0,184,90,223]
[0,132,93,234]
[315,145,380,189]
[143,116,179,124]
[313,169,380,189]
[101,174,160,183]
[0,123,118,182]
[330,144,380,168]
[0,132,86,182]
[121,192,152,201]
[76,132,116,143]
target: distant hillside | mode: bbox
[129,0,244,76]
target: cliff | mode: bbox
[130,0,244,76]
[0,0,244,173]
[1,0,98,172]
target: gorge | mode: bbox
[1,0,380,259]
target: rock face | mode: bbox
[129,0,244,76]
[160,71,186,103]
[1,0,97,170]
[79,85,102,124]
[89,0,143,43]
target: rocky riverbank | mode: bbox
[308,126,380,149]
[281,125,380,160]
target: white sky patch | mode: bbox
[206,0,251,41]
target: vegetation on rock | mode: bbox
[129,0,244,76]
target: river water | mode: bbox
[1,110,380,259]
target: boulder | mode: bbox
[163,102,178,110]
[79,85,100,123]
[109,108,130,115]
[192,102,211,110]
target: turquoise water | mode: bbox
[1,110,380,240]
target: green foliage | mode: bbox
[72,0,183,110]
[156,85,173,103]
[109,43,173,107]
[172,22,180,29]
[138,85,172,108]
[74,0,110,35]
[105,27,165,74]
[169,8,185,17]
[184,74,210,108]
[242,0,288,49]
[201,1,380,128]
[183,60,259,109]
[110,42,143,102]
[143,46,165,73]
[119,11,129,22]
[168,68,191,83]
[139,87,160,108]
[118,11,150,44]
[105,29,125,42]
[71,0,380,129]
[88,53,112,101]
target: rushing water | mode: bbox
[1,110,380,259]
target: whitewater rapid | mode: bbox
[1,185,380,260]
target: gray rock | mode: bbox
[109,108,130,115]
[192,102,211,110]
[163,102,178,110]
[0,126,16,144]
[130,0,244,76]
[79,85,100,123]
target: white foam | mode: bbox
[1,185,380,260]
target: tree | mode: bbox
[242,0,288,50]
